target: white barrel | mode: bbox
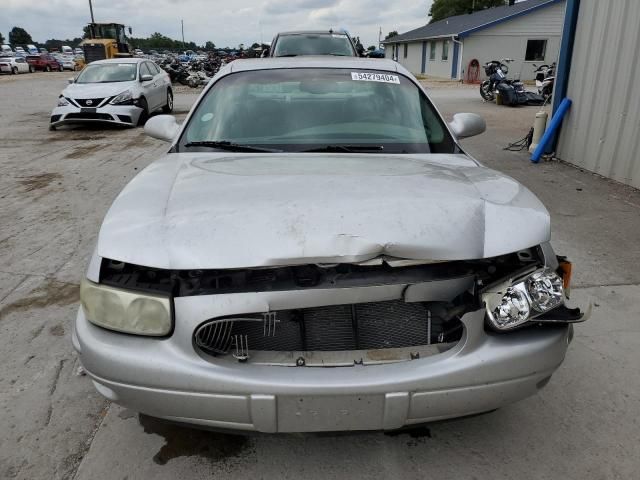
[529,111,548,153]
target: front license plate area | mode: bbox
[277,395,384,432]
[80,107,97,113]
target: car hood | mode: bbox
[63,81,136,99]
[97,153,551,270]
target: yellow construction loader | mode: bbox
[80,23,132,63]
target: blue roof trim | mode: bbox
[459,0,563,38]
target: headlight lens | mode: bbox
[484,268,564,331]
[80,279,172,336]
[110,90,133,105]
[527,270,564,312]
[57,96,69,106]
[491,286,530,328]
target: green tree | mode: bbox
[367,45,376,51]
[384,31,398,40]
[9,26,33,46]
[0,32,5,44]
[205,41,216,50]
[428,0,506,23]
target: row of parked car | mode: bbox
[0,52,83,75]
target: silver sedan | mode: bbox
[74,57,589,433]
[50,58,172,130]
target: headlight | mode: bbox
[57,96,69,106]
[110,90,134,105]
[483,268,564,331]
[80,279,172,336]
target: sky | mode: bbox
[1,0,433,48]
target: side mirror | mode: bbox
[68,78,74,84]
[140,74,153,82]
[144,115,180,143]
[448,113,486,139]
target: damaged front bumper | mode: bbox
[73,280,577,433]
[50,103,143,128]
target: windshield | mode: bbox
[180,68,456,154]
[75,63,137,83]
[273,34,355,57]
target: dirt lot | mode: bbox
[1,72,639,479]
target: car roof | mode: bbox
[90,58,145,65]
[276,30,350,36]
[228,56,405,75]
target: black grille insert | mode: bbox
[194,300,463,356]
[65,112,113,121]
[74,98,105,107]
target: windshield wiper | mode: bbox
[300,145,385,153]
[184,141,282,153]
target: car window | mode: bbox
[273,34,355,57]
[148,62,160,75]
[181,68,455,154]
[139,62,152,77]
[17,58,24,63]
[75,63,138,83]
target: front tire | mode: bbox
[137,97,149,126]
[12,67,18,75]
[480,81,494,101]
[29,65,35,73]
[162,90,174,113]
[45,65,51,72]
[59,65,64,72]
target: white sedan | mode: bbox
[49,58,172,130]
[0,56,34,74]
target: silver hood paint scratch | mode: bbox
[97,153,550,270]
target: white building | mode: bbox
[382,0,565,81]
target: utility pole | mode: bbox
[181,19,185,48]
[378,26,382,47]
[88,0,95,23]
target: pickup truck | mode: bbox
[26,54,62,72]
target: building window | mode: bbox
[403,43,408,58]
[525,39,547,61]
[429,41,436,60]
[441,40,449,61]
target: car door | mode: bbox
[139,62,159,110]
[148,62,167,107]
[16,57,28,73]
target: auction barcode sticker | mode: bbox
[351,72,400,84]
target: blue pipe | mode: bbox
[548,0,581,152]
[531,98,572,163]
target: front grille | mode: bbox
[74,98,105,107]
[65,112,113,121]
[194,300,463,358]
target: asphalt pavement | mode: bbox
[0,72,638,479]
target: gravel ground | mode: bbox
[0,71,639,480]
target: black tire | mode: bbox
[480,81,494,101]
[137,97,149,126]
[49,124,56,131]
[162,90,174,113]
[59,65,64,72]
[29,65,35,73]
[45,65,51,72]
[12,67,18,75]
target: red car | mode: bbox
[26,54,62,72]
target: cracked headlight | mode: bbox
[484,268,564,331]
[57,96,69,106]
[80,279,172,336]
[110,90,134,105]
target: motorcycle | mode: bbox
[533,62,555,100]
[480,58,528,106]
[480,58,516,101]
